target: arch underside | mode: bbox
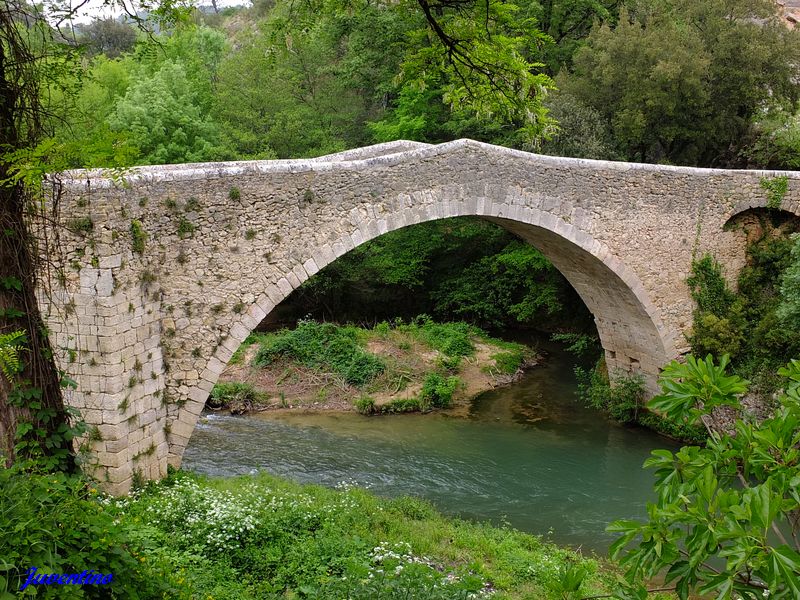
[486,218,670,385]
[166,208,675,472]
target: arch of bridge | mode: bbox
[40,139,800,493]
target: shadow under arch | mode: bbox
[170,201,677,468]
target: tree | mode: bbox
[527,0,620,73]
[77,17,138,57]
[383,0,557,147]
[539,90,620,159]
[746,107,800,170]
[214,2,389,158]
[777,234,800,331]
[611,355,800,599]
[0,2,83,471]
[561,0,800,166]
[0,1,186,471]
[109,59,227,164]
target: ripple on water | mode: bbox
[183,343,678,553]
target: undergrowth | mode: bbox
[85,469,617,599]
[253,320,385,386]
[232,318,530,415]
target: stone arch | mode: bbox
[725,199,800,223]
[167,197,674,470]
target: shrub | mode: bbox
[419,373,460,409]
[253,320,384,386]
[550,332,600,359]
[491,348,525,374]
[575,361,645,424]
[435,354,461,373]
[612,356,800,599]
[399,316,475,358]
[381,397,422,413]
[0,467,180,599]
[208,382,261,409]
[777,233,800,330]
[373,320,391,337]
[354,395,376,414]
[687,310,745,358]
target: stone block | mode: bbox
[98,450,127,469]
[98,254,122,269]
[302,257,320,277]
[107,462,133,484]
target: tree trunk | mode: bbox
[0,7,77,471]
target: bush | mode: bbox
[777,233,800,330]
[381,397,422,413]
[612,356,800,599]
[636,411,707,445]
[0,466,182,598]
[399,316,475,358]
[491,348,525,375]
[688,310,746,358]
[575,361,646,424]
[208,381,261,409]
[354,395,376,414]
[253,320,385,386]
[419,373,460,409]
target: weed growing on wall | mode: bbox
[130,220,147,254]
[760,175,789,209]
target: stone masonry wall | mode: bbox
[38,139,800,494]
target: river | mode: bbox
[182,340,678,553]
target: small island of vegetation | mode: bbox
[209,317,537,416]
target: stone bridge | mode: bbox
[39,139,800,493]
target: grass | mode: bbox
[253,320,385,386]
[219,318,533,414]
[101,469,623,599]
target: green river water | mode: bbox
[182,341,679,553]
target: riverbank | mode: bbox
[107,470,633,599]
[5,464,678,599]
[209,318,539,415]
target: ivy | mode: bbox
[0,330,26,381]
[760,175,789,210]
[687,254,736,317]
[0,276,23,292]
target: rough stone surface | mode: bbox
[37,138,800,494]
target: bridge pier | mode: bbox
[41,247,171,492]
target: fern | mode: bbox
[0,330,26,381]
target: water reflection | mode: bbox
[182,342,678,553]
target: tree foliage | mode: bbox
[77,17,138,58]
[287,218,590,331]
[562,0,800,165]
[109,59,225,164]
[777,234,800,331]
[611,355,800,599]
